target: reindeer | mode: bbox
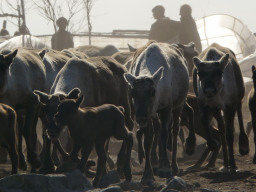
[53,94,133,187]
[248,65,256,164]
[192,43,249,173]
[0,103,18,174]
[124,41,193,185]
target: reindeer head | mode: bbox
[124,67,163,127]
[193,54,229,98]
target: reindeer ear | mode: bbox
[188,42,195,48]
[152,66,163,86]
[4,49,18,67]
[193,56,202,70]
[58,94,66,101]
[127,43,137,52]
[252,65,255,72]
[123,73,136,87]
[177,42,184,49]
[67,88,81,99]
[33,90,50,106]
[219,54,229,71]
[75,95,84,107]
[38,49,46,60]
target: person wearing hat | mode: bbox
[0,20,9,36]
[178,4,202,53]
[51,17,74,51]
[149,5,180,43]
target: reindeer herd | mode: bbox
[0,39,256,188]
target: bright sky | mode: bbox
[1,0,256,36]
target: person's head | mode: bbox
[152,5,165,19]
[2,20,6,29]
[180,4,192,18]
[56,17,68,30]
[19,23,29,35]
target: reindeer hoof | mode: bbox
[141,178,155,187]
[219,166,229,173]
[19,157,27,171]
[186,164,201,172]
[239,133,249,155]
[28,154,41,169]
[185,136,196,155]
[124,167,132,182]
[158,168,172,178]
[39,165,55,174]
[205,163,216,169]
[229,167,240,175]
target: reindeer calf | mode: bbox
[0,103,18,174]
[53,95,133,187]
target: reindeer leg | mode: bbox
[7,129,18,174]
[151,116,160,174]
[16,111,27,171]
[171,106,183,176]
[93,140,108,188]
[184,102,196,155]
[39,134,55,174]
[237,101,249,155]
[200,107,219,152]
[158,107,172,178]
[22,104,41,173]
[78,143,93,173]
[52,139,70,161]
[214,107,229,172]
[141,119,155,186]
[250,110,256,164]
[136,127,145,164]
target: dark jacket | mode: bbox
[179,15,202,53]
[51,30,74,51]
[0,28,9,36]
[149,17,180,43]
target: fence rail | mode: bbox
[35,30,150,50]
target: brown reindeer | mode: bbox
[0,103,19,174]
[70,44,119,57]
[53,93,133,187]
[192,43,249,173]
[0,48,48,172]
[248,65,256,164]
[112,51,134,65]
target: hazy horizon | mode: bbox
[1,0,256,36]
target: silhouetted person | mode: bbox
[13,23,30,36]
[51,17,74,51]
[0,20,9,36]
[149,5,180,43]
[178,4,202,53]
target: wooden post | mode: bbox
[20,0,26,27]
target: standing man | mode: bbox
[149,5,180,43]
[178,4,202,53]
[51,17,74,51]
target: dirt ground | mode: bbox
[0,83,256,192]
